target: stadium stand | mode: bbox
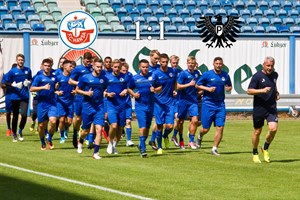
[0,0,299,33]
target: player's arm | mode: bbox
[247,87,271,95]
[177,79,196,90]
[127,88,140,99]
[76,86,93,97]
[68,78,78,86]
[30,84,50,92]
[197,85,216,93]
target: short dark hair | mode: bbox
[213,57,223,63]
[62,59,72,66]
[160,53,169,61]
[11,63,17,68]
[139,59,149,65]
[83,52,92,60]
[104,56,112,61]
[42,58,53,65]
[71,61,76,66]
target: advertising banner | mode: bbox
[30,35,290,95]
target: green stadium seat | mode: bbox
[97,0,110,9]
[19,23,31,31]
[37,6,49,17]
[102,7,114,18]
[99,24,112,32]
[41,14,54,25]
[90,7,102,18]
[45,23,58,31]
[108,15,120,26]
[45,0,58,9]
[112,24,125,32]
[95,15,107,26]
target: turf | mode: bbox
[0,119,299,200]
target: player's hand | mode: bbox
[23,79,31,87]
[133,92,140,99]
[264,87,271,93]
[107,92,116,98]
[173,90,177,97]
[87,88,93,97]
[189,79,196,86]
[120,89,128,96]
[208,87,216,93]
[12,81,23,89]
[71,90,76,95]
[57,90,63,96]
[43,83,50,90]
[225,85,232,92]
[276,92,280,101]
[150,85,155,93]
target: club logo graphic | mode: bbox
[60,48,101,68]
[197,15,241,48]
[59,10,98,50]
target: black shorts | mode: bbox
[253,107,278,129]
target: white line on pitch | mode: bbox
[0,162,153,200]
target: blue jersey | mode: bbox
[103,68,112,74]
[55,68,63,76]
[77,72,107,108]
[70,64,93,98]
[31,72,57,104]
[197,69,232,106]
[36,69,57,76]
[128,72,161,110]
[6,66,32,100]
[1,73,13,97]
[149,63,160,73]
[153,67,177,105]
[106,72,129,110]
[177,69,201,104]
[123,71,133,105]
[56,74,75,106]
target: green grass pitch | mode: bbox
[0,119,299,200]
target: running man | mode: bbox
[152,53,177,154]
[5,54,32,142]
[105,59,129,154]
[30,58,57,150]
[177,56,200,149]
[69,52,93,148]
[247,56,279,163]
[76,58,107,159]
[196,57,232,156]
[128,59,162,157]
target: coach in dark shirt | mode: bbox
[247,56,279,164]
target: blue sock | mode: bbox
[139,136,146,152]
[189,134,195,143]
[163,128,172,138]
[45,129,49,135]
[156,131,162,149]
[60,130,64,138]
[150,131,156,142]
[48,134,53,142]
[264,141,270,150]
[85,135,89,141]
[18,129,23,136]
[126,128,132,140]
[179,133,183,141]
[88,133,94,143]
[94,144,100,154]
[40,137,46,145]
[173,129,178,137]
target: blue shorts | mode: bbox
[154,103,175,125]
[198,100,202,121]
[5,96,12,112]
[126,105,132,120]
[201,104,226,129]
[103,98,108,113]
[81,104,105,129]
[174,101,179,113]
[177,102,198,120]
[107,106,126,127]
[74,96,83,116]
[57,102,74,118]
[37,102,57,123]
[136,107,154,128]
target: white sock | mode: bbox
[212,146,218,151]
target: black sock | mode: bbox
[253,148,258,155]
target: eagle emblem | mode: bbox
[197,15,241,48]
